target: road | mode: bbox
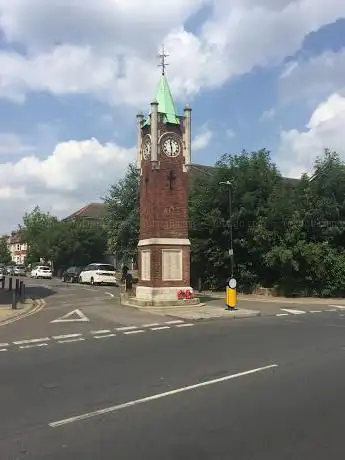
[1,302,345,459]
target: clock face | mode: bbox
[143,140,151,159]
[162,137,181,157]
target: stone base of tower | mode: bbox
[130,238,200,307]
[133,286,200,307]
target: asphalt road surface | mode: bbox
[1,308,345,459]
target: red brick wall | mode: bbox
[139,119,189,241]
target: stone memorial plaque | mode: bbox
[141,250,151,281]
[162,249,182,281]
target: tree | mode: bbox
[0,237,11,264]
[19,206,58,265]
[103,163,139,265]
[189,149,282,291]
[19,206,108,270]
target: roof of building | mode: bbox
[155,74,180,124]
[143,73,180,126]
[63,203,107,221]
[7,232,22,244]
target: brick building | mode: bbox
[6,231,27,264]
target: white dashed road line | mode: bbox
[124,330,145,335]
[280,309,306,315]
[90,330,111,335]
[1,320,197,354]
[94,334,116,339]
[116,326,138,331]
[19,343,48,349]
[58,338,85,344]
[52,334,82,340]
[276,313,289,317]
[310,310,322,313]
[13,337,50,345]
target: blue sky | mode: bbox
[0,1,345,234]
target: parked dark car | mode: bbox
[62,266,83,283]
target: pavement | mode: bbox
[0,280,45,326]
[2,306,345,458]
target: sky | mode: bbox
[0,0,345,235]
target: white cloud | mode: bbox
[260,108,276,122]
[0,137,135,234]
[192,125,213,151]
[0,0,344,106]
[277,93,345,178]
[279,48,345,103]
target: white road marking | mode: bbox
[94,334,116,339]
[151,326,170,331]
[83,288,97,292]
[280,309,306,315]
[329,305,345,310]
[0,348,7,352]
[52,333,82,340]
[276,313,289,317]
[90,330,111,335]
[310,310,322,313]
[0,342,9,347]
[49,363,279,428]
[13,337,50,345]
[327,309,337,311]
[57,338,85,344]
[124,330,145,335]
[164,320,184,325]
[116,326,138,331]
[175,323,194,328]
[19,343,48,349]
[51,308,90,323]
[141,323,160,328]
[105,292,114,298]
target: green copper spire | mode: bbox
[155,74,180,124]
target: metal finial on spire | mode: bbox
[158,45,169,75]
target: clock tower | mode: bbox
[134,50,196,306]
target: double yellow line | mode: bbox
[0,298,46,327]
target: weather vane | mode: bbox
[158,45,169,75]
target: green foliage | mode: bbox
[103,163,139,264]
[0,237,11,264]
[20,206,107,270]
[104,148,345,297]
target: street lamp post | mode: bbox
[219,180,234,277]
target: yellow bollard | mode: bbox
[226,278,237,310]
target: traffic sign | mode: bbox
[228,278,236,289]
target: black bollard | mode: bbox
[22,283,26,301]
[1,277,4,289]
[15,278,19,292]
[9,277,12,291]
[19,281,23,300]
[12,290,17,309]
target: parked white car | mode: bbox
[31,265,52,279]
[79,263,117,286]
